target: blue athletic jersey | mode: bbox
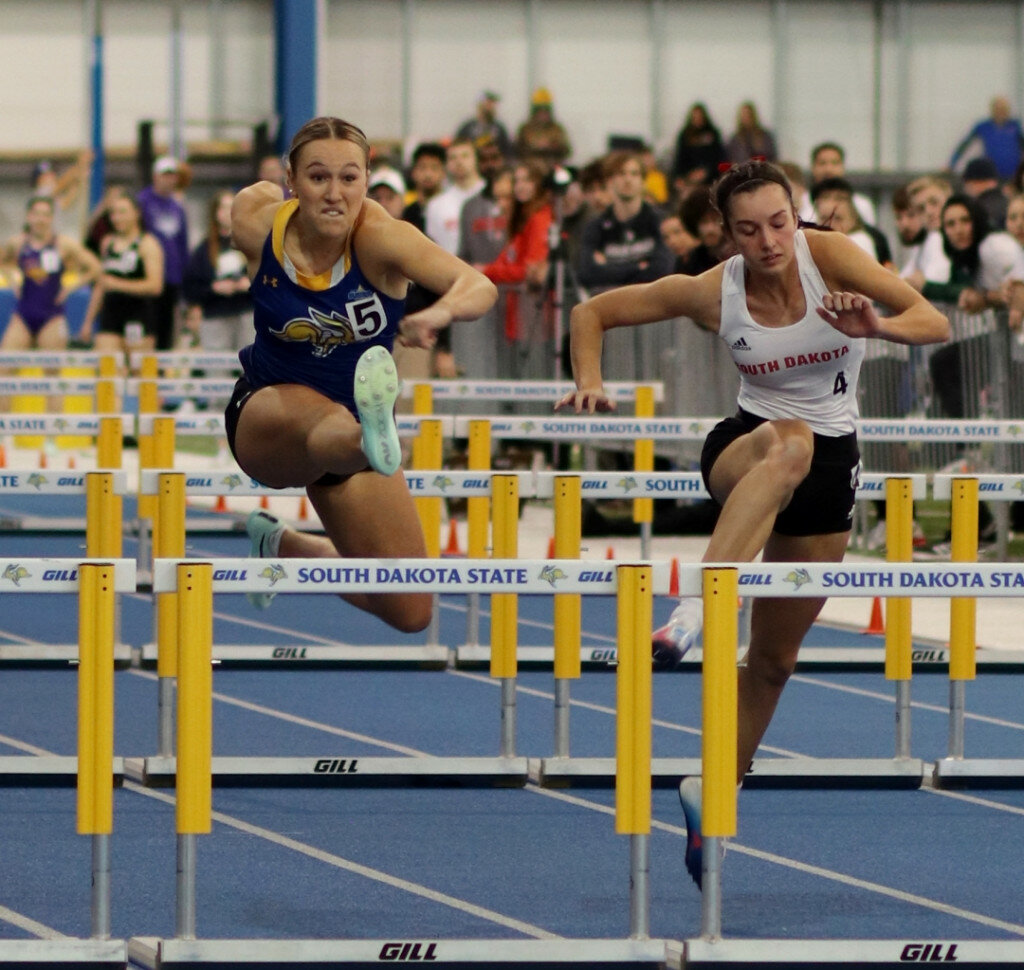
[239,199,406,411]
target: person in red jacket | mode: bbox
[479,159,553,348]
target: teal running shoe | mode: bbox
[354,345,401,476]
[246,508,285,609]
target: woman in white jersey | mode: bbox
[556,160,949,891]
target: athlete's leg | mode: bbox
[0,314,33,351]
[736,529,849,783]
[35,316,69,352]
[233,383,370,488]
[704,419,814,563]
[305,472,432,632]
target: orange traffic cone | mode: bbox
[444,519,462,556]
[214,495,228,513]
[259,494,270,510]
[547,535,556,559]
[861,596,885,635]
[38,449,47,469]
[298,496,310,521]
[606,545,615,560]
[67,454,76,470]
[0,444,6,468]
[668,557,680,597]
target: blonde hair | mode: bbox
[286,117,370,173]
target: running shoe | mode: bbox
[246,508,285,609]
[678,775,703,891]
[354,345,402,476]
[651,596,703,669]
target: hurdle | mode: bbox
[133,545,547,787]
[0,557,134,969]
[0,469,131,668]
[129,558,673,969]
[684,559,1024,968]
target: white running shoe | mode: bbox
[246,509,285,609]
[354,345,401,476]
[678,775,703,891]
[651,596,703,669]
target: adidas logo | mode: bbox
[730,337,751,351]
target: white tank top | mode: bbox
[719,230,865,436]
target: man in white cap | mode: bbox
[368,166,407,219]
[137,155,189,350]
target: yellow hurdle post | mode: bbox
[156,473,187,756]
[491,473,519,757]
[13,365,46,450]
[137,356,161,524]
[552,474,582,757]
[57,363,94,450]
[77,564,116,837]
[699,565,738,939]
[701,566,738,836]
[949,478,979,759]
[614,564,653,835]
[884,477,914,758]
[85,471,120,559]
[411,384,442,554]
[464,420,492,652]
[613,564,653,939]
[466,420,491,559]
[632,387,655,549]
[175,561,212,941]
[176,562,213,836]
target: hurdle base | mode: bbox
[0,938,127,967]
[126,755,530,788]
[0,643,132,667]
[932,757,1024,788]
[534,757,924,789]
[138,642,451,669]
[682,938,1024,968]
[128,936,674,969]
[0,756,125,786]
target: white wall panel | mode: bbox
[323,0,405,145]
[0,0,88,149]
[776,1,877,171]
[531,1,651,164]
[904,2,1018,171]
[660,1,775,160]
[405,0,528,156]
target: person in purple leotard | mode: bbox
[0,196,100,351]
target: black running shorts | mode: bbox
[700,408,861,537]
[224,376,346,488]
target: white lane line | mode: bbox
[791,673,1024,730]
[0,904,66,940]
[128,669,428,757]
[530,784,1024,937]
[125,781,559,940]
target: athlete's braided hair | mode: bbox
[286,117,371,172]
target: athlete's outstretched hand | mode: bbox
[554,387,616,414]
[397,305,448,349]
[816,291,881,339]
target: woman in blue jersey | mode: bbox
[556,160,949,890]
[229,116,496,633]
[0,195,100,351]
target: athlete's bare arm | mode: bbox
[231,181,284,273]
[806,229,950,345]
[558,268,724,413]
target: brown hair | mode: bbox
[286,117,370,173]
[713,159,794,228]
